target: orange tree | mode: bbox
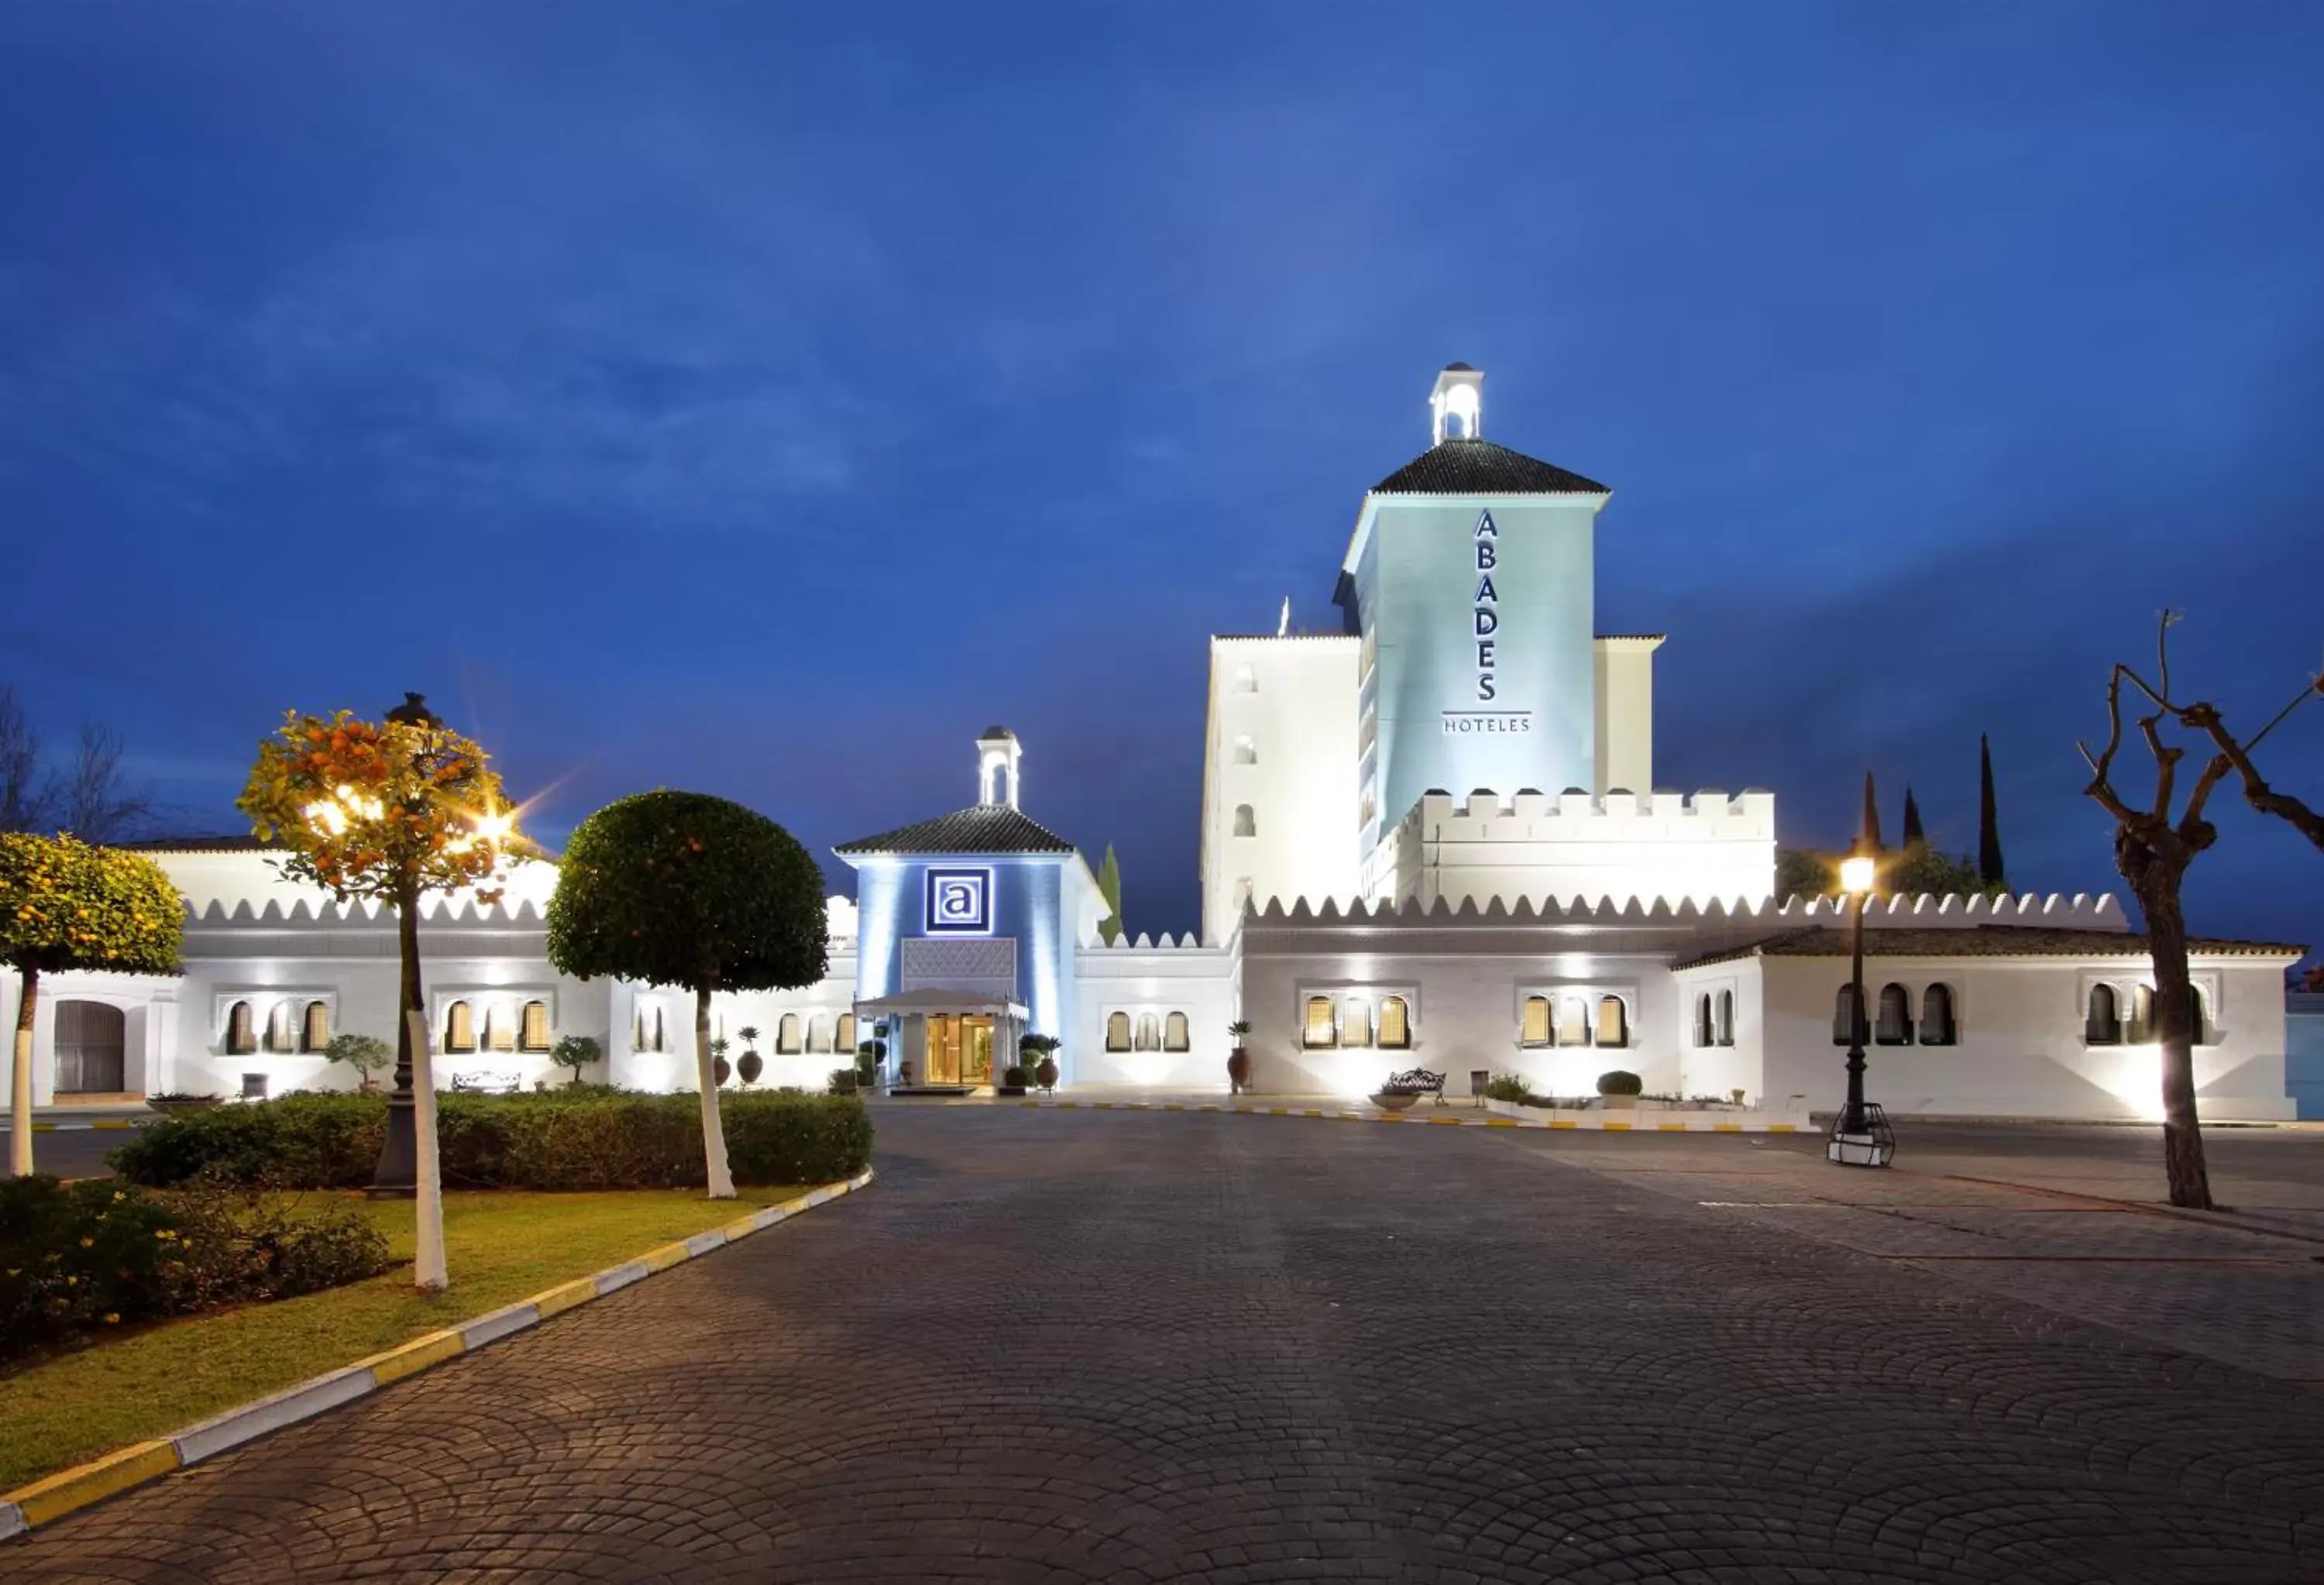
[237,696,517,1290]
[2,834,184,1176]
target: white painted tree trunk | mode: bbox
[407,1007,448,1291]
[9,965,35,1178]
[696,985,734,1200]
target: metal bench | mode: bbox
[1380,1068,1448,1106]
[449,1070,522,1095]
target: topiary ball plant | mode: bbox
[1595,1069,1644,1098]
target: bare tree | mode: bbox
[2079,614,2323,1209]
[63,724,155,844]
[0,685,57,834]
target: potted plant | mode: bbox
[1019,1033,1061,1093]
[856,1038,884,1091]
[549,1033,601,1088]
[998,1063,1029,1097]
[323,1032,393,1093]
[710,1036,732,1088]
[1596,1069,1644,1111]
[1226,1019,1253,1095]
[736,1026,765,1086]
[828,1068,860,1095]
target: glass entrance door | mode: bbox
[925,1015,995,1087]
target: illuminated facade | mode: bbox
[0,366,2301,1121]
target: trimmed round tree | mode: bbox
[546,792,829,1198]
[2,834,185,1176]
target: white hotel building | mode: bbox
[4,367,2303,1121]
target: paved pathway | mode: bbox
[12,1108,2324,1583]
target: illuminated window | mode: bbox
[1342,998,1372,1048]
[1555,996,1590,1048]
[265,1001,298,1054]
[1521,995,1551,1047]
[519,1000,551,1052]
[1597,995,1628,1049]
[1832,985,1862,1047]
[225,1001,256,1056]
[301,1000,331,1053]
[1715,990,1734,1048]
[2084,984,2119,1046]
[1379,996,1411,1050]
[1875,984,1912,1046]
[1164,1011,1190,1051]
[486,1004,516,1052]
[1920,985,1956,1046]
[1234,735,1257,765]
[835,1014,856,1054]
[1105,1012,1132,1052]
[1302,995,1336,1049]
[2127,985,2154,1044]
[1135,1013,1160,1052]
[777,1014,802,1054]
[1233,804,1257,837]
[445,1000,476,1054]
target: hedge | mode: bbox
[110,1090,874,1192]
[0,1176,391,1363]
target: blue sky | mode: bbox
[2,4,2320,954]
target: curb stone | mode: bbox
[0,1166,875,1542]
[1019,1099,1803,1133]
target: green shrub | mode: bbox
[1000,1064,1028,1088]
[1482,1074,1532,1104]
[114,1089,871,1192]
[1595,1069,1644,1097]
[827,1070,859,1096]
[0,1176,390,1363]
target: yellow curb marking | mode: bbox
[1769,1124,1798,1133]
[11,1441,180,1528]
[1601,1122,1632,1131]
[720,1214,765,1241]
[1426,1116,1463,1126]
[1659,1123,1689,1132]
[1484,1117,1518,1127]
[92,1119,135,1130]
[529,1277,598,1319]
[1550,1119,1579,1129]
[360,1329,466,1386]
[638,1241,693,1274]
[1713,1123,1742,1133]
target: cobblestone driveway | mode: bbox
[13,1108,2323,1583]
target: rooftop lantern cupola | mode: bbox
[1429,363,1483,445]
[976,725,1022,809]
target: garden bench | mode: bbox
[1380,1068,1448,1106]
[449,1070,522,1095]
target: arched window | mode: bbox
[265,1001,298,1054]
[1232,804,1257,837]
[1164,1011,1190,1051]
[1379,996,1411,1049]
[1597,995,1628,1049]
[834,1013,856,1054]
[225,1000,256,1056]
[1342,998,1373,1048]
[54,1001,126,1092]
[1135,1013,1160,1052]
[1556,996,1590,1048]
[1361,627,1377,676]
[486,1004,515,1052]
[1234,663,1257,694]
[1692,994,1712,1048]
[520,1000,551,1051]
[1521,995,1551,1047]
[2192,986,2212,1046]
[1875,984,1912,1046]
[2127,985,2154,1044]
[1105,1012,1132,1052]
[1832,985,1862,1047]
[1715,989,1735,1048]
[806,1014,828,1054]
[1920,984,1956,1046]
[653,1007,666,1053]
[301,1000,331,1053]
[1302,995,1336,1048]
[2085,983,2119,1046]
[777,1014,802,1054]
[1234,735,1257,765]
[445,1000,476,1054]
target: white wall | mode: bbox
[1071,937,1238,1090]
[1200,635,1362,947]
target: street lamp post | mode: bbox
[1826,834,1895,1167]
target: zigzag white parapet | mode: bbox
[1236,889,2124,930]
[1395,786,1778,835]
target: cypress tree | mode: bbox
[1978,734,2006,886]
[1096,844,1124,945]
[1860,770,1884,850]
[1901,786,1926,851]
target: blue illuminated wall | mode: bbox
[849,854,1077,1050]
[1354,496,1602,856]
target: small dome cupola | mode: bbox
[976,726,1022,809]
[1429,363,1483,445]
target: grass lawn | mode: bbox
[0,1184,817,1492]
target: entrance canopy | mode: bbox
[855,988,1029,1020]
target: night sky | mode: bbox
[2,5,2319,958]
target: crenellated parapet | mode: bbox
[1239,888,2125,933]
[1397,786,1778,841]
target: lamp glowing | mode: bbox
[1839,852,1876,895]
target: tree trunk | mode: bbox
[407,1006,448,1291]
[2136,875,2212,1210]
[10,964,36,1177]
[696,984,734,1200]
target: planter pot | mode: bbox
[358,1080,380,1095]
[997,1084,1028,1097]
[1599,1094,1638,1111]
[1033,1057,1059,1092]
[1370,1092,1420,1112]
[713,1055,733,1088]
[1226,1048,1252,1094]
[737,1051,765,1085]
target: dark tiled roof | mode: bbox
[119,834,285,853]
[833,803,1075,857]
[1676,925,2307,972]
[1371,438,1608,497]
